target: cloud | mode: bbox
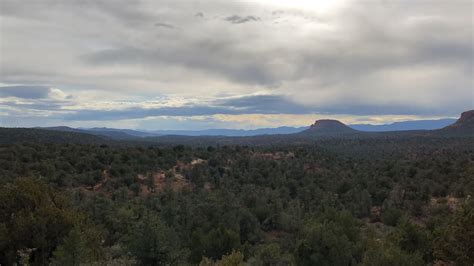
[216,94,309,114]
[0,85,51,99]
[0,99,71,111]
[0,0,472,129]
[47,94,306,121]
[59,106,237,121]
[224,15,260,24]
[83,45,277,86]
[154,22,176,29]
[0,90,450,125]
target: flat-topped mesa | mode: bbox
[302,119,357,135]
[443,110,474,132]
[311,119,347,129]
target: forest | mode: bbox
[0,134,473,265]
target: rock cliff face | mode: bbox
[442,110,474,133]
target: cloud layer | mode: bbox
[0,0,472,129]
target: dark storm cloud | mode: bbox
[224,15,260,24]
[217,94,443,116]
[0,86,51,99]
[52,99,301,121]
[216,94,310,114]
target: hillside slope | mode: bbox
[0,128,111,144]
[438,110,474,136]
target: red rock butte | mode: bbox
[305,119,356,134]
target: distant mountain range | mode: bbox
[30,117,458,139]
[34,126,142,140]
[149,118,456,136]
[149,126,307,137]
[350,118,456,132]
[85,127,158,138]
[0,127,107,145]
[1,111,471,145]
[150,118,457,136]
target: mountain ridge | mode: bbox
[350,118,456,132]
[42,117,457,137]
[10,111,470,145]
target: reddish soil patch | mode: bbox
[369,206,382,222]
[430,196,460,211]
[203,182,213,192]
[433,260,453,266]
[93,170,109,191]
[137,171,193,195]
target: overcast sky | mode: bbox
[0,0,472,130]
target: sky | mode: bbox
[0,0,472,130]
